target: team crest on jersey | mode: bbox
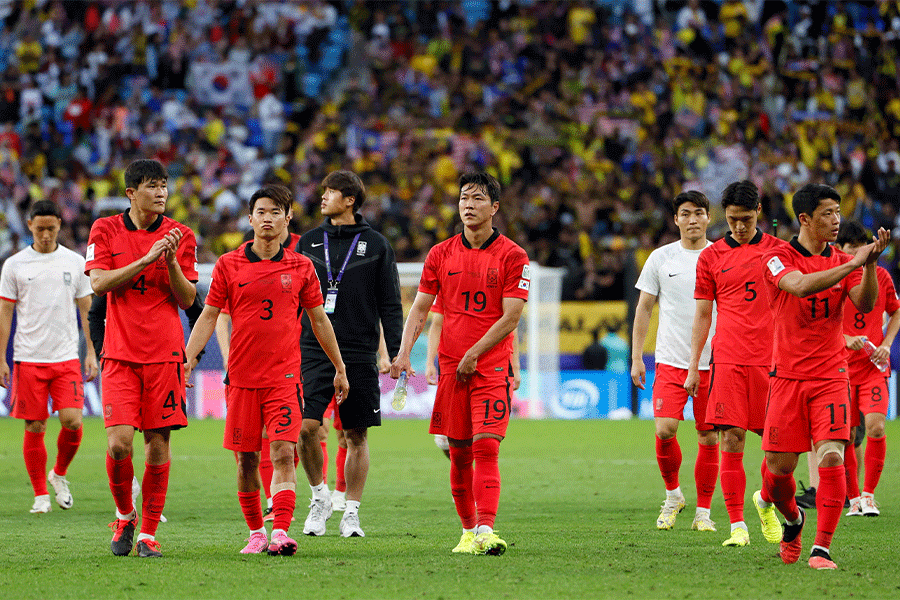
[655,397,663,411]
[356,241,367,256]
[716,402,725,418]
[281,274,292,291]
[104,404,113,419]
[522,264,531,280]
[233,428,242,445]
[63,272,72,286]
[768,427,779,445]
[487,268,499,288]
[518,279,530,291]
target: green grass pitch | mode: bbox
[1,417,898,599]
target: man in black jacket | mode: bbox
[296,170,403,538]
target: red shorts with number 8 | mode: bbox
[850,373,889,426]
[430,372,511,440]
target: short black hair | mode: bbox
[835,220,870,247]
[249,184,293,214]
[721,180,759,210]
[28,200,62,220]
[125,159,168,189]
[459,172,501,205]
[322,170,366,211]
[792,183,841,222]
[672,190,710,214]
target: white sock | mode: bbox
[266,497,273,509]
[849,495,861,503]
[811,544,830,556]
[755,494,772,509]
[116,509,137,520]
[787,514,803,526]
[730,521,747,532]
[250,526,266,536]
[272,528,286,537]
[345,500,360,515]
[333,489,346,499]
[695,507,710,518]
[666,487,682,499]
[311,482,329,502]
[476,525,493,535]
[463,527,476,534]
[136,533,154,542]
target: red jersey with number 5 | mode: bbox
[762,237,853,380]
[85,212,198,363]
[843,265,900,377]
[205,243,323,388]
[419,229,529,376]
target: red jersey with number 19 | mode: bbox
[85,212,198,364]
[419,229,529,376]
[762,237,853,380]
[694,230,787,365]
[205,243,323,388]
[843,265,900,377]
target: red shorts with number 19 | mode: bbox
[763,377,851,453]
[652,364,713,431]
[102,359,187,431]
[225,384,303,452]
[850,373,889,426]
[430,373,511,440]
[10,359,84,421]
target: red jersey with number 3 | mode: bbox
[762,237,853,380]
[695,230,787,366]
[205,243,323,388]
[843,265,900,377]
[419,229,529,376]
[85,212,198,363]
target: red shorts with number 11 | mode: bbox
[430,372,511,440]
[10,359,84,421]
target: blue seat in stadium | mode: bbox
[246,118,263,148]
[318,44,343,74]
[303,72,323,97]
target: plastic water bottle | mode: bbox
[392,371,408,411]
[862,338,889,373]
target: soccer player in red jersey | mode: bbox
[756,183,889,570]
[0,201,98,514]
[183,184,349,556]
[86,159,197,558]
[685,180,788,547]
[835,220,899,517]
[391,172,529,556]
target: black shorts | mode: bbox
[301,357,382,429]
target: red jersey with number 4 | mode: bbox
[85,212,198,363]
[695,230,787,366]
[762,237,853,380]
[419,229,529,376]
[205,243,323,388]
[843,265,900,377]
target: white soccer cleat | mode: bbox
[339,511,365,537]
[331,489,347,512]
[656,494,685,530]
[48,469,73,509]
[846,498,863,517]
[861,494,880,517]
[30,494,52,514]
[303,497,333,536]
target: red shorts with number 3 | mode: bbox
[10,359,84,421]
[430,372,511,440]
[101,359,187,431]
[850,373,890,426]
[652,363,713,431]
[225,384,303,452]
[763,377,851,452]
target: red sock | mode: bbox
[238,491,264,531]
[259,442,273,500]
[815,465,846,549]
[272,489,296,532]
[321,440,328,486]
[106,454,135,515]
[449,445,476,529]
[863,436,886,494]
[23,430,48,496]
[694,443,718,510]
[762,463,799,522]
[54,426,82,476]
[473,438,501,529]
[141,462,170,537]
[655,435,681,491]
[844,440,860,498]
[720,451,746,524]
[336,446,347,492]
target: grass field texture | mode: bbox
[1,417,898,600]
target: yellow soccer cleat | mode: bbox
[473,531,508,556]
[753,490,782,544]
[656,495,686,530]
[451,531,476,554]
[691,513,717,532]
[722,527,750,547]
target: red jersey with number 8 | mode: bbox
[419,229,529,376]
[843,265,900,376]
[85,212,198,364]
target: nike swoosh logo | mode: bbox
[668,273,680,277]
[448,271,462,276]
[374,408,381,413]
[829,426,842,432]
[162,413,173,420]
[311,242,324,247]
[111,252,124,257]
[238,282,251,287]
[721,266,734,272]
[274,427,289,434]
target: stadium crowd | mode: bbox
[2,0,900,300]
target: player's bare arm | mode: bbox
[184,303,222,381]
[377,324,391,373]
[843,333,865,351]
[457,296,525,382]
[0,299,13,388]
[391,290,436,378]
[89,229,179,295]
[874,308,900,365]
[214,312,232,372]
[684,298,713,397]
[425,311,443,385]
[75,295,98,382]
[630,290,656,390]
[510,327,521,391]
[162,228,197,309]
[847,228,891,313]
[306,304,349,403]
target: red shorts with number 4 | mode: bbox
[850,373,889,426]
[10,359,84,421]
[101,359,187,430]
[225,384,303,452]
[430,372,511,440]
[763,377,851,452]
[706,363,768,434]
[652,364,713,431]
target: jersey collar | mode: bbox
[461,227,500,249]
[790,235,833,257]
[724,228,763,248]
[244,241,284,262]
[122,211,164,232]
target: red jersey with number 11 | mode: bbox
[419,229,529,376]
